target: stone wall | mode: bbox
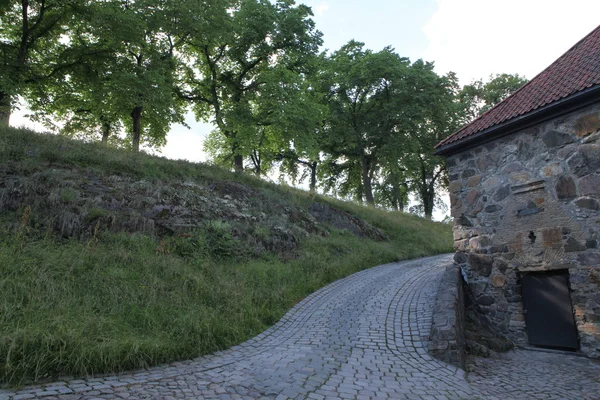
[429,264,466,368]
[447,102,600,358]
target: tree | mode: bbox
[181,0,322,172]
[24,0,209,151]
[374,163,409,211]
[400,68,462,220]
[318,41,414,206]
[0,0,85,127]
[458,73,528,121]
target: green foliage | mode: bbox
[182,0,323,172]
[1,0,530,220]
[458,73,529,121]
[25,0,205,150]
[0,0,84,125]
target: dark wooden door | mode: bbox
[521,270,579,350]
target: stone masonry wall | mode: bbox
[447,102,600,358]
[429,264,466,368]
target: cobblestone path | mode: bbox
[2,254,599,400]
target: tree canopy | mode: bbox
[1,0,529,218]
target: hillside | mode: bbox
[0,127,452,386]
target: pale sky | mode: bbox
[11,0,600,189]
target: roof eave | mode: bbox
[434,84,600,157]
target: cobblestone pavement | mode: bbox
[2,254,599,400]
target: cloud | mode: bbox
[423,0,600,84]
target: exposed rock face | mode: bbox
[308,203,388,241]
[0,168,387,260]
[446,103,600,359]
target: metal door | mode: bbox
[521,270,579,350]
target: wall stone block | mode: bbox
[542,129,574,148]
[502,162,523,174]
[579,174,600,197]
[468,253,493,277]
[575,197,600,210]
[465,189,481,206]
[574,112,600,137]
[467,175,482,187]
[555,175,578,200]
[542,163,564,177]
[567,144,600,177]
[493,184,511,202]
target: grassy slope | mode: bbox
[0,127,452,386]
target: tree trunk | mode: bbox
[361,157,375,206]
[0,92,11,128]
[423,188,434,220]
[131,106,143,152]
[101,121,111,144]
[309,162,317,193]
[399,182,408,211]
[253,158,261,177]
[234,154,244,173]
[391,187,399,211]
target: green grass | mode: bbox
[0,126,452,386]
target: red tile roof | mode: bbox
[436,24,600,150]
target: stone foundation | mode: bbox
[447,103,600,358]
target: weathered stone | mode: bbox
[485,205,503,213]
[462,169,477,179]
[542,129,573,148]
[575,197,600,210]
[502,162,523,174]
[482,176,502,192]
[454,226,470,241]
[555,175,577,200]
[509,172,532,183]
[468,253,493,277]
[449,180,462,193]
[455,238,470,251]
[578,252,600,266]
[517,201,544,217]
[468,175,482,187]
[493,185,511,202]
[470,236,490,250]
[465,189,482,206]
[542,227,563,249]
[575,112,600,137]
[454,251,468,264]
[491,274,506,288]
[469,201,484,217]
[587,240,598,249]
[493,258,509,273]
[567,144,600,177]
[459,151,473,161]
[477,295,496,306]
[579,174,600,197]
[565,237,587,253]
[456,214,473,227]
[542,163,564,177]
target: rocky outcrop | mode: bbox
[0,166,388,260]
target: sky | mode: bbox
[10,0,600,216]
